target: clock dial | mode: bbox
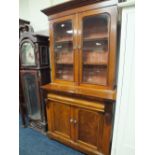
[21,42,36,66]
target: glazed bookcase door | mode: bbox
[78,7,117,89]
[50,15,77,84]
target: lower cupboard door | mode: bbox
[46,101,72,141]
[74,108,107,155]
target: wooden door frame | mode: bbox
[78,6,117,90]
[49,14,78,86]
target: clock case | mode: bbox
[19,19,30,128]
[19,25,50,133]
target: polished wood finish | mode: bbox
[46,5,117,89]
[46,93,113,155]
[49,100,71,139]
[74,108,101,148]
[42,0,117,154]
[42,83,116,100]
[41,0,117,17]
[47,93,105,112]
[78,6,117,89]
[19,19,30,25]
[49,15,77,85]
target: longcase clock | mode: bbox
[19,24,50,133]
[19,19,30,127]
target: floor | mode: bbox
[19,117,84,155]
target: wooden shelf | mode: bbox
[83,34,108,42]
[55,38,72,44]
[83,78,107,85]
[83,62,108,66]
[56,62,73,65]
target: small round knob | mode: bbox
[74,120,77,124]
[70,118,73,123]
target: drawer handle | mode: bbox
[74,120,77,124]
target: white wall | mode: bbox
[111,4,135,155]
[19,0,30,20]
[50,0,69,5]
[28,0,51,32]
[19,0,71,34]
[19,0,51,34]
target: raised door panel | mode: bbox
[47,100,72,140]
[74,108,104,154]
[78,6,117,89]
[50,15,78,85]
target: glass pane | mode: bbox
[54,20,74,81]
[21,42,36,66]
[82,13,110,85]
[56,65,73,81]
[54,20,73,42]
[23,74,41,120]
[41,46,49,65]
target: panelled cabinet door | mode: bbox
[50,15,78,84]
[78,6,117,89]
[46,101,72,141]
[74,108,105,155]
[46,99,112,155]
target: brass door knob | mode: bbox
[70,118,73,123]
[74,120,77,124]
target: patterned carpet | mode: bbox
[19,117,84,155]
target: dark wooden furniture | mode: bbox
[19,19,31,127]
[19,19,30,25]
[19,25,50,133]
[42,0,117,154]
